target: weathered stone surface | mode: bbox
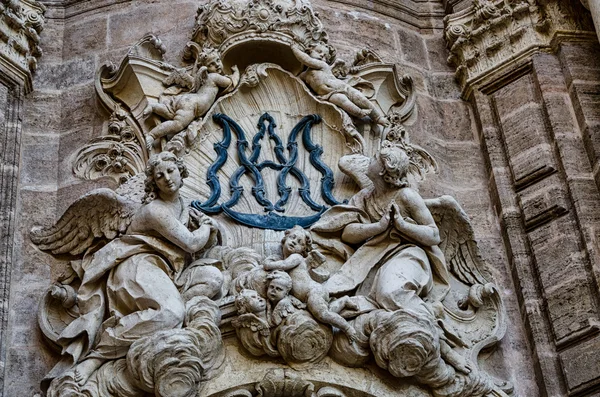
[4,1,598,397]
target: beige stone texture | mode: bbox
[4,0,599,396]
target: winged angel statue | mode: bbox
[32,151,225,396]
[308,124,510,396]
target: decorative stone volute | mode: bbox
[0,0,45,92]
[191,0,327,73]
[444,0,594,98]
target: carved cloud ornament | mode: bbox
[33,0,513,396]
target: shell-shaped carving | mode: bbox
[256,369,315,397]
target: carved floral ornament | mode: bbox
[34,1,512,396]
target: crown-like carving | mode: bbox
[191,0,327,57]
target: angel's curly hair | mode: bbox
[235,289,264,315]
[143,151,189,203]
[377,145,410,188]
[281,225,312,257]
[266,270,293,293]
[197,47,220,67]
[307,42,336,64]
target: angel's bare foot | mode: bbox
[145,135,154,151]
[143,104,153,118]
[73,358,104,386]
[344,326,360,344]
[374,115,390,127]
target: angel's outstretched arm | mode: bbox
[212,65,240,88]
[263,254,303,271]
[393,190,440,247]
[144,208,213,253]
[291,45,327,70]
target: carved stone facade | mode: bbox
[1,0,599,397]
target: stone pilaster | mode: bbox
[445,1,600,395]
[0,0,45,394]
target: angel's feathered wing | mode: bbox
[30,188,141,256]
[163,67,195,91]
[424,196,490,286]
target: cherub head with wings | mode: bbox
[144,151,189,203]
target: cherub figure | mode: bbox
[291,42,389,127]
[263,226,359,342]
[233,289,270,335]
[265,270,305,326]
[232,289,279,357]
[143,47,240,149]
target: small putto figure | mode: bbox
[263,226,359,342]
[143,47,240,149]
[291,42,388,127]
[265,270,305,326]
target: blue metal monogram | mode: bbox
[191,112,343,230]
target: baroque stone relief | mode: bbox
[32,1,513,396]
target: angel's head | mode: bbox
[198,47,222,74]
[144,151,189,202]
[308,42,336,64]
[369,145,410,188]
[235,289,267,315]
[281,225,312,258]
[266,271,292,303]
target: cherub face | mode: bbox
[243,290,266,313]
[267,278,290,303]
[206,56,223,74]
[282,230,308,258]
[309,44,328,61]
[153,161,182,194]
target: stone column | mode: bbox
[445,1,600,395]
[0,0,45,393]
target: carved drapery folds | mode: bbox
[31,0,516,396]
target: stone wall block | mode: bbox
[559,42,600,90]
[493,76,558,188]
[517,173,568,231]
[559,334,600,394]
[35,57,96,90]
[107,2,199,50]
[492,73,537,119]
[317,7,399,62]
[528,219,599,343]
[398,28,428,67]
[19,134,59,187]
[22,91,62,135]
[63,16,108,59]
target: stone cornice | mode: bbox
[0,0,46,93]
[444,0,595,99]
[40,0,446,29]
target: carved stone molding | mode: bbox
[0,0,45,93]
[444,0,595,98]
